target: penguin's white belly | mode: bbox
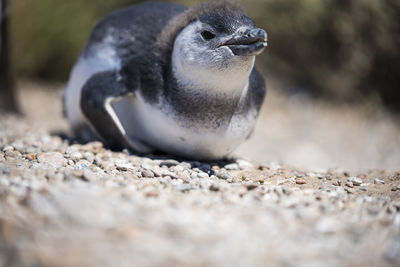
[114,92,256,159]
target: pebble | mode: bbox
[70,152,83,161]
[161,170,178,179]
[141,169,154,178]
[93,156,103,167]
[173,165,185,172]
[197,172,209,179]
[224,163,240,170]
[295,178,307,184]
[332,180,341,186]
[237,159,255,170]
[114,160,135,171]
[209,184,220,192]
[345,188,355,194]
[24,153,36,161]
[347,177,362,186]
[215,170,233,181]
[2,145,14,152]
[345,182,354,188]
[141,159,158,170]
[374,178,385,185]
[179,162,192,169]
[76,160,90,170]
[101,161,115,171]
[37,152,66,168]
[160,159,179,167]
[392,185,400,191]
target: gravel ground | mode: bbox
[0,82,399,266]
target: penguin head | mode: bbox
[173,11,267,71]
[157,0,267,92]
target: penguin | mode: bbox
[64,0,267,160]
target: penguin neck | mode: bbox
[171,54,254,99]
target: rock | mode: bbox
[93,156,103,167]
[160,159,179,167]
[141,169,154,178]
[374,178,385,184]
[209,184,220,191]
[197,172,209,179]
[345,188,355,194]
[237,159,254,170]
[76,160,90,170]
[2,145,14,153]
[224,163,240,170]
[141,159,158,170]
[347,177,362,186]
[359,187,367,192]
[246,184,258,190]
[173,165,185,172]
[215,170,233,181]
[179,162,192,169]
[24,153,36,161]
[70,152,83,161]
[161,170,178,179]
[178,170,191,181]
[37,152,66,168]
[332,180,341,186]
[295,178,307,184]
[345,182,354,188]
[152,167,163,177]
[101,161,115,171]
[115,160,135,171]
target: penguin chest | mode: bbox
[113,92,256,159]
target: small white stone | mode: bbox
[224,163,239,170]
[374,178,385,184]
[2,145,14,152]
[347,177,362,186]
[114,160,135,171]
[37,152,66,168]
[141,159,158,170]
[70,152,83,161]
[197,172,209,179]
[237,159,254,170]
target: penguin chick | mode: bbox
[64,0,268,160]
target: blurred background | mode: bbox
[3,0,400,170]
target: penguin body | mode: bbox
[64,0,267,159]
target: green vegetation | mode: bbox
[9,0,400,109]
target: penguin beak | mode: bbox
[220,28,268,57]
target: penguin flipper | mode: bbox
[80,70,153,152]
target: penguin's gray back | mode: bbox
[64,2,186,131]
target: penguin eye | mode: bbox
[201,31,216,41]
